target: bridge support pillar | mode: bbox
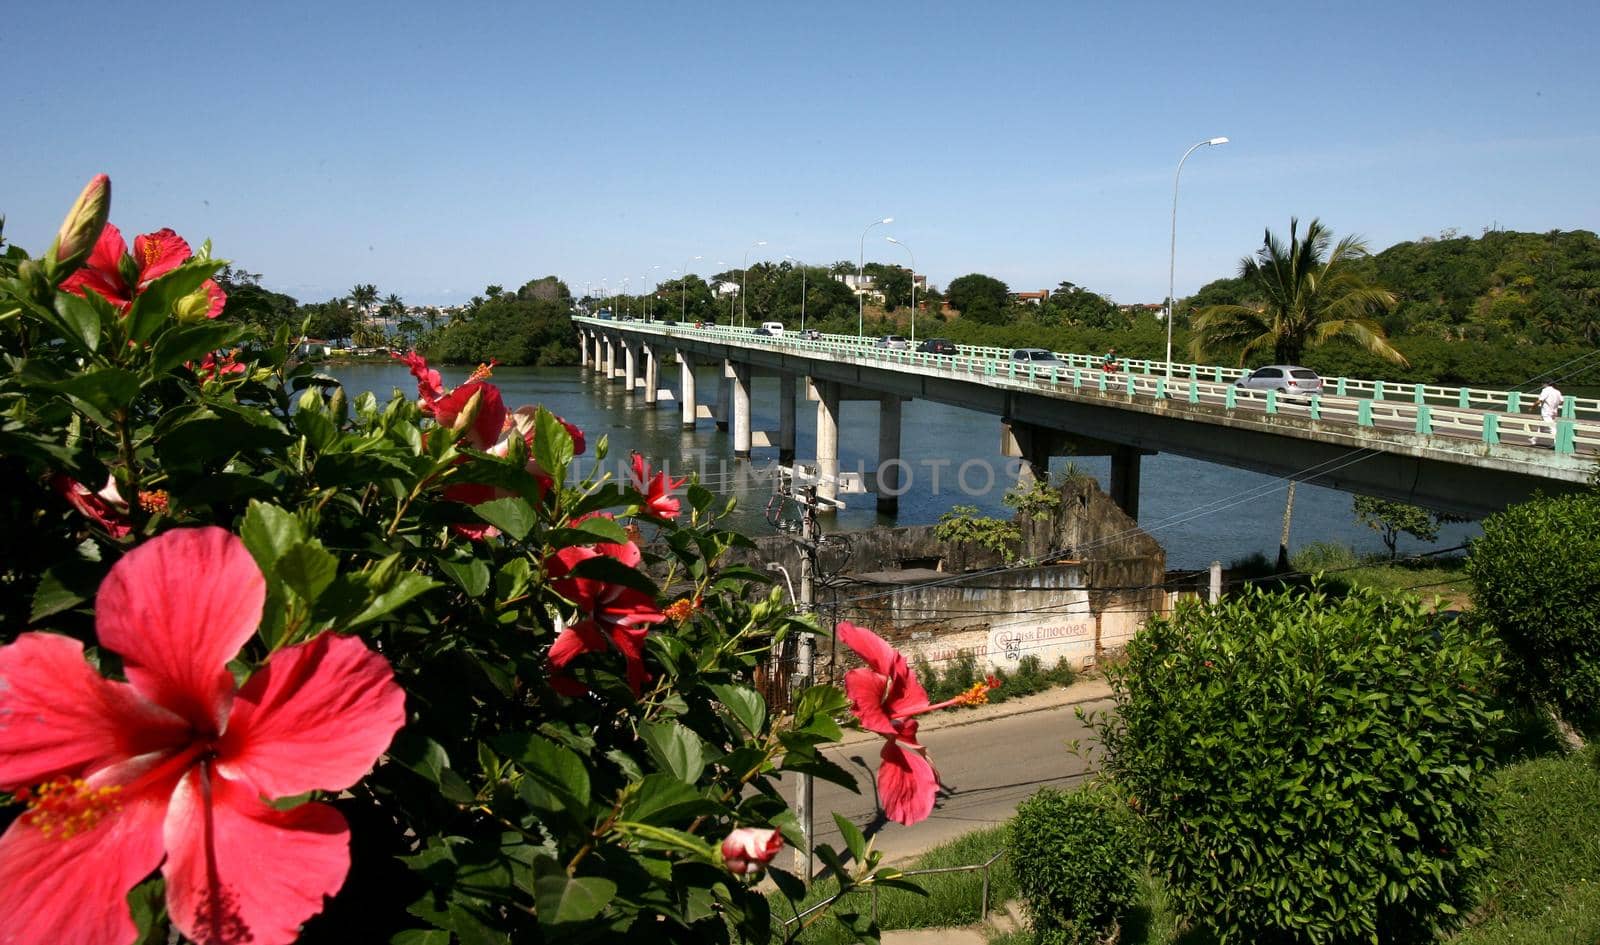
[715,361,732,431]
[1110,446,1141,520]
[877,395,903,515]
[643,343,658,407]
[623,342,638,394]
[677,352,697,428]
[579,331,588,369]
[604,336,616,381]
[732,362,752,458]
[778,374,797,464]
[815,380,840,512]
[594,333,604,370]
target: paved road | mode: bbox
[783,691,1113,870]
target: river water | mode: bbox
[332,362,1480,571]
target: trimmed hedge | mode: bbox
[1009,786,1139,944]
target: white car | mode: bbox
[875,334,909,350]
[1233,365,1324,399]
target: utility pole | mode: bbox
[794,481,817,880]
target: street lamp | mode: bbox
[681,255,702,323]
[741,240,767,328]
[785,255,807,331]
[885,236,916,345]
[1166,136,1229,378]
[858,216,893,337]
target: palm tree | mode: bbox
[347,283,379,316]
[1191,218,1406,366]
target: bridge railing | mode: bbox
[573,318,1599,453]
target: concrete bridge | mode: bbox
[573,316,1598,520]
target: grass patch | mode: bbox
[914,651,1078,708]
[772,825,1014,943]
[1447,745,1600,944]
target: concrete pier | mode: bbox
[623,341,638,394]
[877,395,903,515]
[1110,446,1141,520]
[732,362,752,458]
[643,343,658,406]
[815,379,840,511]
[678,352,697,428]
[779,374,797,464]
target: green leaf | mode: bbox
[53,290,102,353]
[570,514,630,545]
[639,721,707,783]
[125,258,223,342]
[346,571,440,628]
[710,684,767,736]
[493,733,591,816]
[494,556,531,604]
[534,873,615,926]
[439,558,491,597]
[532,406,575,482]
[240,501,305,575]
[274,540,337,604]
[833,812,868,863]
[30,557,104,622]
[470,496,536,541]
[565,554,659,596]
[621,773,716,826]
[293,387,336,451]
[793,684,850,730]
[390,931,451,945]
[150,320,243,375]
[47,368,142,426]
[389,732,451,785]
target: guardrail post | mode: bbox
[1309,394,1321,419]
[1073,369,1082,389]
[1563,395,1576,420]
[1413,384,1426,405]
[1265,390,1278,414]
[1373,380,1385,402]
[1457,388,1470,409]
[1507,390,1521,413]
[1189,364,1198,381]
[1155,377,1167,400]
[1358,399,1374,427]
[1213,367,1223,383]
[981,863,991,918]
[1098,373,1108,393]
[1125,375,1136,397]
[1415,403,1432,435]
[1336,377,1348,396]
[1557,420,1576,454]
[1482,412,1499,445]
[1225,386,1236,410]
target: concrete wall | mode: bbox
[730,476,1166,681]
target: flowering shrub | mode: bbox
[0,178,918,943]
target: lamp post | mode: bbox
[1166,136,1228,378]
[741,240,767,328]
[649,265,660,320]
[785,255,807,331]
[681,255,701,323]
[621,277,630,319]
[885,236,916,345]
[858,216,893,338]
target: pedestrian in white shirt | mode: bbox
[1537,380,1564,447]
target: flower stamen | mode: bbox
[16,777,123,839]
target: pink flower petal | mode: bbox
[215,633,406,799]
[0,772,170,945]
[842,667,899,738]
[548,620,609,668]
[0,632,188,791]
[836,621,899,677]
[131,228,191,285]
[163,769,350,945]
[95,527,266,731]
[878,734,939,826]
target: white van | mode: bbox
[759,321,785,335]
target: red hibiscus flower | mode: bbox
[51,473,132,538]
[836,621,997,825]
[628,452,685,520]
[392,351,446,413]
[722,827,783,875]
[547,518,665,695]
[193,348,246,383]
[60,223,224,318]
[0,527,407,945]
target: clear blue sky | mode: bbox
[6,0,1597,306]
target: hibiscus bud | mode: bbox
[328,386,349,425]
[722,828,783,876]
[449,389,484,440]
[17,259,52,304]
[45,174,110,282]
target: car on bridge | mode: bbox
[876,334,909,350]
[1233,365,1323,399]
[800,329,822,340]
[1011,348,1061,364]
[917,338,957,354]
[752,326,774,337]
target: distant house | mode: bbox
[711,280,740,298]
[1118,303,1166,318]
[833,273,884,303]
[294,338,332,358]
[1011,290,1048,306]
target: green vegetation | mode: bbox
[1353,495,1465,561]
[1191,217,1406,366]
[1009,786,1139,944]
[934,504,1024,557]
[1097,585,1505,943]
[775,825,1017,944]
[425,277,579,365]
[913,651,1078,707]
[1468,491,1600,735]
[1287,541,1474,603]
[1003,477,1064,520]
